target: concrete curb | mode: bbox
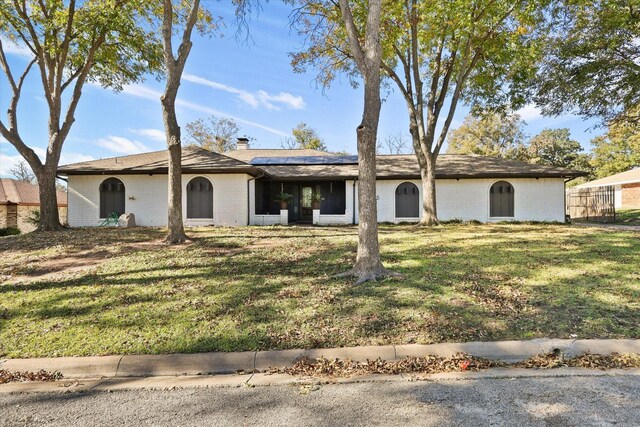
[2,368,640,394]
[1,338,639,380]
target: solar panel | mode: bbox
[249,155,359,166]
[303,156,326,164]
[249,157,273,165]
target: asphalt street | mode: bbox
[2,374,639,426]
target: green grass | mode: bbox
[617,208,640,225]
[0,224,638,358]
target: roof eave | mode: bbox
[59,166,265,177]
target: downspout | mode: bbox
[352,179,357,225]
[247,173,265,226]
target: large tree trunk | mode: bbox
[351,89,386,282]
[36,165,63,231]
[409,116,439,227]
[418,153,439,226]
[334,0,399,283]
[162,97,187,244]
[337,50,398,283]
[159,0,198,245]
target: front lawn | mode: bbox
[0,224,638,358]
[617,208,640,225]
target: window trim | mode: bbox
[394,181,421,220]
[488,180,515,218]
[98,177,126,220]
[185,176,215,220]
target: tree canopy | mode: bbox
[528,128,592,173]
[185,116,240,152]
[446,113,529,161]
[590,112,640,178]
[534,0,640,123]
[0,0,162,230]
[282,122,327,151]
[291,0,548,225]
[446,113,594,179]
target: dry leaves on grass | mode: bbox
[0,369,63,384]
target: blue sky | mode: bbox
[0,2,602,178]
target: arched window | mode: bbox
[100,178,125,218]
[490,181,514,217]
[187,177,213,219]
[395,182,420,218]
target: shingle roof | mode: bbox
[0,179,67,206]
[57,147,586,180]
[225,148,333,163]
[257,154,587,180]
[576,168,640,188]
[58,146,262,176]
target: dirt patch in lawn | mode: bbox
[0,250,112,285]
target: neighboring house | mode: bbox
[576,168,640,209]
[58,140,585,227]
[0,178,68,232]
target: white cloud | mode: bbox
[121,84,160,100]
[0,152,24,176]
[119,83,289,137]
[96,136,149,154]
[130,128,166,142]
[257,90,306,110]
[0,145,95,177]
[182,73,306,111]
[517,105,543,122]
[176,97,289,137]
[182,74,260,108]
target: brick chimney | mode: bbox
[236,137,250,150]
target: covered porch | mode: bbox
[251,178,355,225]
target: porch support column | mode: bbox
[312,209,320,225]
[280,209,288,225]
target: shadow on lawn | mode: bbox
[0,225,638,356]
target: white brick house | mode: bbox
[58,143,585,227]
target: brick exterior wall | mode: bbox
[372,177,566,223]
[0,205,7,229]
[68,174,249,227]
[11,205,68,233]
[69,174,567,227]
[621,183,640,208]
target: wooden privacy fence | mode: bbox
[566,186,616,223]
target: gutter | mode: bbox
[247,173,265,226]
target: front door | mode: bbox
[300,185,313,223]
